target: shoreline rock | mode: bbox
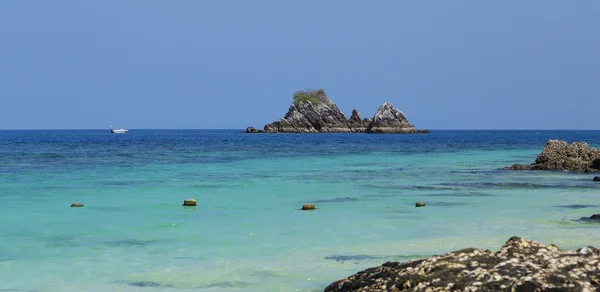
[248,89,428,134]
[325,236,600,291]
[505,139,600,172]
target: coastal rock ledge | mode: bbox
[505,139,600,172]
[248,89,428,134]
[325,236,600,292]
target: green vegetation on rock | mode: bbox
[292,89,331,106]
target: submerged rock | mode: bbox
[366,102,417,134]
[183,198,197,206]
[301,203,316,210]
[71,203,84,207]
[325,236,600,291]
[415,201,426,207]
[506,140,600,172]
[593,176,600,181]
[506,163,533,171]
[590,214,600,220]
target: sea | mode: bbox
[1,130,600,291]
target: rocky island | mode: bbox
[506,139,600,172]
[325,236,600,291]
[246,89,428,134]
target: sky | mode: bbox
[0,1,598,130]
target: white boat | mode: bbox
[110,126,128,134]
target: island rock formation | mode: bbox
[248,89,427,134]
[263,101,354,133]
[325,236,600,291]
[506,140,600,172]
[366,102,417,134]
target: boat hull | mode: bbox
[110,129,128,134]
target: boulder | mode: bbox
[506,140,600,172]
[590,214,600,220]
[301,203,316,210]
[183,198,197,206]
[245,126,265,133]
[366,102,418,134]
[415,201,426,207]
[593,176,600,181]
[71,203,84,207]
[325,236,600,291]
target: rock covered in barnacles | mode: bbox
[324,236,600,291]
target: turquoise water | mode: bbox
[1,130,600,291]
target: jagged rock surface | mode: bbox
[348,109,371,133]
[261,97,426,134]
[366,102,417,134]
[264,101,352,133]
[325,236,600,292]
[245,126,264,133]
[506,140,600,172]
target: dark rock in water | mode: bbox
[417,129,431,133]
[71,203,84,207]
[415,201,426,207]
[115,280,172,288]
[324,236,600,292]
[312,197,359,203]
[556,204,598,209]
[505,140,600,173]
[593,176,600,181]
[245,126,264,133]
[183,198,197,206]
[301,203,316,210]
[366,102,417,134]
[325,254,383,262]
[505,163,533,171]
[590,214,600,220]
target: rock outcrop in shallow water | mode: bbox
[324,236,600,292]
[248,89,427,134]
[506,139,600,173]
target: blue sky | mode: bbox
[0,1,598,130]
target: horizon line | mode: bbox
[1,128,599,131]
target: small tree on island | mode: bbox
[292,89,331,106]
